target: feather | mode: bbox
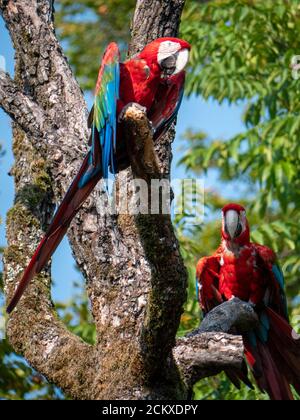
[7,154,101,313]
[91,43,120,180]
[7,44,121,313]
[7,38,190,313]
[197,204,300,399]
[225,360,254,390]
[148,72,185,140]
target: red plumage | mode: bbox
[6,153,101,313]
[196,203,300,400]
[7,38,191,313]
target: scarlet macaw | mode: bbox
[196,203,300,400]
[7,38,191,313]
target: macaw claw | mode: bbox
[118,102,147,122]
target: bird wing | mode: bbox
[7,43,120,313]
[196,254,222,314]
[148,71,185,140]
[254,243,289,320]
[87,42,120,181]
[242,243,300,400]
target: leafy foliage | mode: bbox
[55,0,136,90]
[1,0,300,401]
[0,340,62,400]
[56,281,96,346]
[179,0,300,297]
[177,0,300,400]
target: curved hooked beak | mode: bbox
[224,210,243,239]
[159,48,189,76]
[173,48,189,74]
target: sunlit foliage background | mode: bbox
[1,0,300,400]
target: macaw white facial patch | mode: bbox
[157,41,181,65]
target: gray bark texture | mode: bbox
[0,0,257,400]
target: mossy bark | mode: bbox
[0,0,251,400]
[0,0,188,400]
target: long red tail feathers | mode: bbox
[266,308,300,396]
[244,308,300,400]
[6,155,102,314]
[256,341,293,400]
[225,360,254,390]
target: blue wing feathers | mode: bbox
[100,61,120,178]
[80,44,120,187]
[247,312,270,346]
[256,311,270,343]
[103,123,112,179]
[260,311,270,331]
[251,264,288,346]
[272,264,285,290]
[195,276,199,301]
[247,331,257,348]
[272,263,289,319]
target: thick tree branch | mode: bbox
[6,307,96,399]
[2,0,96,400]
[0,70,48,138]
[3,179,96,399]
[1,0,186,401]
[122,104,161,180]
[174,299,259,393]
[1,0,243,401]
[3,0,190,400]
[196,298,259,335]
[120,1,188,387]
[174,333,244,389]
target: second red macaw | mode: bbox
[7,37,191,313]
[196,203,300,400]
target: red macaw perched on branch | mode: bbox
[196,203,300,400]
[7,37,191,314]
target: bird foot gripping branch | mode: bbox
[118,102,147,123]
[120,103,161,180]
[6,37,191,314]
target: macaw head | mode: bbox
[221,203,250,245]
[139,37,191,77]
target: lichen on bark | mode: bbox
[0,0,255,400]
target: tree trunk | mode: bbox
[0,0,255,400]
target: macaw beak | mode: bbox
[159,48,189,76]
[173,48,189,75]
[224,210,242,239]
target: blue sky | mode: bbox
[0,16,246,303]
